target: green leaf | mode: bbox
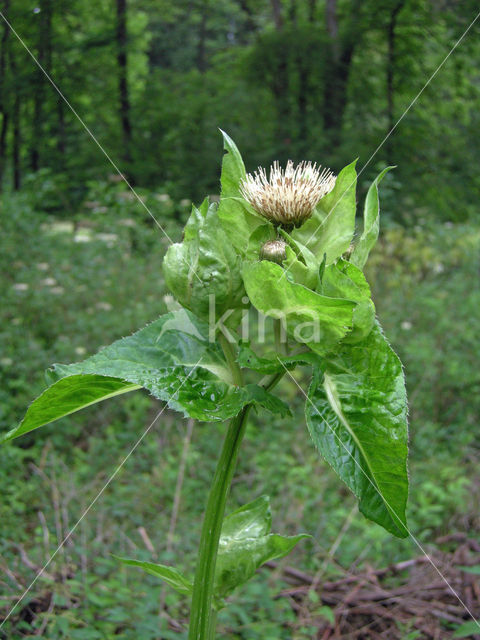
[242,384,291,417]
[1,376,140,443]
[48,308,233,383]
[453,621,480,638]
[243,261,355,355]
[292,160,357,264]
[163,198,245,323]
[320,258,375,343]
[351,167,393,269]
[458,565,480,575]
[305,323,409,537]
[237,342,318,374]
[114,556,193,596]
[237,343,289,374]
[3,311,290,442]
[315,606,335,625]
[215,496,308,601]
[217,131,263,255]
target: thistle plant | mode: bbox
[2,132,408,639]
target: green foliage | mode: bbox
[458,566,480,575]
[2,0,480,225]
[2,134,412,638]
[278,229,319,290]
[237,342,317,375]
[5,135,407,546]
[115,496,308,607]
[0,188,171,442]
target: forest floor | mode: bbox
[4,537,479,639]
[268,536,480,639]
[1,187,479,639]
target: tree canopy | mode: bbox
[1,0,479,222]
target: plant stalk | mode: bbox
[274,318,282,354]
[218,332,244,387]
[188,404,251,639]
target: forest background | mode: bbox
[0,1,479,638]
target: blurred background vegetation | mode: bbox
[0,0,479,638]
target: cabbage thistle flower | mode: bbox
[240,160,336,228]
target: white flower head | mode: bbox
[240,160,336,228]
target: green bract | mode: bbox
[278,228,319,289]
[217,130,263,255]
[351,166,393,269]
[291,159,358,264]
[163,198,245,324]
[243,260,356,355]
[214,496,309,601]
[319,257,375,344]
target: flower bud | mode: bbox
[259,239,287,265]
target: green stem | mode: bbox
[207,609,218,640]
[218,332,244,387]
[261,370,285,392]
[188,405,251,640]
[274,318,282,355]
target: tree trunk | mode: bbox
[268,0,291,155]
[297,0,317,154]
[235,0,256,35]
[57,97,66,157]
[288,0,297,25]
[116,0,132,168]
[322,50,353,145]
[196,0,208,73]
[325,0,339,52]
[272,47,289,147]
[386,0,405,162]
[297,58,308,151]
[270,0,283,30]
[10,49,20,190]
[0,111,8,188]
[322,0,358,147]
[0,0,11,189]
[30,0,52,172]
